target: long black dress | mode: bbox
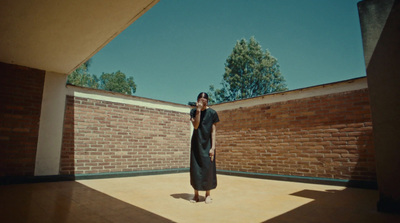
[190,108,220,191]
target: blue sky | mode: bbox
[89,0,366,105]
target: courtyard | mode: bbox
[1,173,398,223]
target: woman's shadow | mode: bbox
[170,193,205,201]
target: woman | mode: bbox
[189,92,219,204]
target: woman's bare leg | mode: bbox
[190,190,199,203]
[205,190,212,204]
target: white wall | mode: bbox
[212,77,368,112]
[35,71,68,176]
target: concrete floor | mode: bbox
[0,173,399,223]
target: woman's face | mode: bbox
[198,97,208,107]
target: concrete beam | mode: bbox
[358,0,400,213]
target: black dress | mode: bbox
[190,108,220,191]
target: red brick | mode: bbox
[60,93,191,175]
[0,63,45,176]
[217,88,375,181]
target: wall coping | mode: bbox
[211,76,368,111]
[66,76,367,113]
[66,84,190,114]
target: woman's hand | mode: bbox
[196,101,203,110]
[196,98,207,110]
[209,148,215,162]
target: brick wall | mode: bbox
[60,78,375,183]
[215,87,376,181]
[60,87,191,175]
[0,63,376,183]
[0,62,45,176]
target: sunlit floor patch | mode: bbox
[76,173,396,223]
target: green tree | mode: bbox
[209,37,287,104]
[67,59,99,89]
[99,71,137,95]
[67,59,137,95]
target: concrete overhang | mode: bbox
[0,0,159,74]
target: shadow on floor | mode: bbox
[170,193,192,201]
[170,193,207,203]
[263,188,399,223]
[0,181,173,223]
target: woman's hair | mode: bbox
[197,92,209,100]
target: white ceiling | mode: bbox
[0,0,159,74]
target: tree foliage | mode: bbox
[67,59,137,95]
[209,37,287,104]
[99,71,136,95]
[67,59,99,89]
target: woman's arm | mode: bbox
[209,123,217,161]
[191,108,201,129]
[191,102,203,129]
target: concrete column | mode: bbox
[35,71,68,176]
[358,0,400,213]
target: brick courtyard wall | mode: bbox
[60,77,376,183]
[0,63,375,184]
[0,62,45,176]
[214,78,376,182]
[60,86,191,175]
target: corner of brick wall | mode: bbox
[61,93,191,175]
[0,62,45,176]
[216,89,376,182]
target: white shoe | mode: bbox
[190,197,199,203]
[205,196,212,204]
